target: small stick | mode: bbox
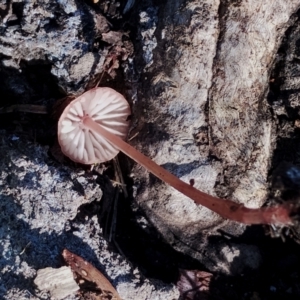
[95,70,106,88]
[20,242,31,255]
[110,179,127,187]
[113,157,128,198]
[128,131,139,141]
[0,104,48,114]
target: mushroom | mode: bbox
[58,87,130,164]
[58,87,295,225]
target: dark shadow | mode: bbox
[96,161,205,283]
[138,121,171,145]
[161,160,206,177]
[0,59,62,106]
[207,226,300,299]
[0,60,62,145]
[271,136,300,168]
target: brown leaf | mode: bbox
[177,269,213,300]
[62,249,121,300]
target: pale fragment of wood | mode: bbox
[34,266,79,300]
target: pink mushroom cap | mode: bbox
[58,87,131,164]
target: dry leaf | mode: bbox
[177,269,213,300]
[102,45,131,78]
[62,249,121,300]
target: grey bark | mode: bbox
[132,0,300,269]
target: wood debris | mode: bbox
[62,249,121,300]
[34,266,79,300]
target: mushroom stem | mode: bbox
[84,117,294,225]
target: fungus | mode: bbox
[58,87,296,225]
[58,87,130,164]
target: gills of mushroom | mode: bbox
[58,87,131,164]
[57,87,293,225]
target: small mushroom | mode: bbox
[58,87,295,225]
[58,87,131,164]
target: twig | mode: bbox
[113,157,128,198]
[20,242,31,255]
[128,131,139,141]
[0,104,48,114]
[95,70,106,88]
[110,179,127,187]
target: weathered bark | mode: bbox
[131,0,300,269]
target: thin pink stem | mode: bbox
[84,117,294,225]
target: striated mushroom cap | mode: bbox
[58,87,131,164]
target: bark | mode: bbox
[131,0,300,268]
